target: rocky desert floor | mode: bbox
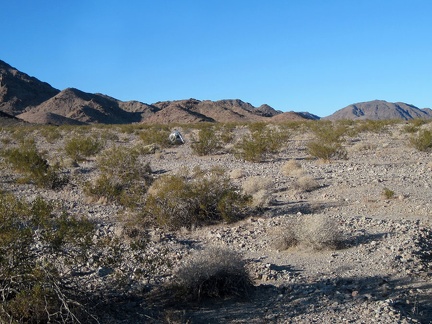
[0,122,431,323]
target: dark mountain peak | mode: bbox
[0,60,59,115]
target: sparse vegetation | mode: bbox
[139,125,172,148]
[382,187,395,199]
[64,135,104,161]
[294,175,320,192]
[280,160,302,176]
[272,215,343,251]
[306,122,348,161]
[409,129,432,152]
[0,193,95,323]
[234,125,289,162]
[85,146,153,207]
[2,141,68,189]
[143,167,251,230]
[241,176,273,208]
[171,247,253,301]
[191,125,222,155]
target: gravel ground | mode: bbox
[0,123,431,323]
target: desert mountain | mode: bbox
[17,88,156,125]
[325,100,432,120]
[147,99,282,124]
[1,59,314,124]
[0,60,60,115]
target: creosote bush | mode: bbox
[409,129,432,152]
[143,167,251,230]
[2,141,68,189]
[0,193,95,323]
[64,135,104,161]
[306,121,348,161]
[85,146,153,207]
[272,215,343,251]
[171,247,253,301]
[191,125,222,156]
[139,125,172,148]
[234,125,289,162]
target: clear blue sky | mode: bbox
[2,1,432,117]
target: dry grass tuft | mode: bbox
[272,215,343,251]
[171,247,254,301]
[294,175,320,192]
[280,160,302,176]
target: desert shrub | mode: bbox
[272,215,343,251]
[409,129,432,152]
[382,187,395,199]
[39,125,62,143]
[229,168,245,179]
[353,119,398,134]
[294,175,320,192]
[216,123,236,144]
[85,146,153,207]
[143,167,251,230]
[0,193,96,323]
[64,135,104,161]
[234,125,289,162]
[280,160,302,176]
[306,141,348,161]
[402,124,420,134]
[2,142,68,189]
[191,126,222,155]
[241,176,273,208]
[139,125,172,148]
[306,121,348,161]
[171,247,253,301]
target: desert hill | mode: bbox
[17,87,155,125]
[325,100,432,120]
[0,60,60,115]
[0,59,317,125]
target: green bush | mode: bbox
[306,141,348,161]
[64,135,104,161]
[409,129,432,152]
[85,146,153,207]
[171,247,253,301]
[39,126,63,143]
[382,187,395,199]
[306,122,348,161]
[234,125,289,162]
[191,126,222,156]
[2,142,68,189]
[143,167,251,230]
[353,119,398,134]
[139,125,172,148]
[0,193,95,323]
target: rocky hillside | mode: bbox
[0,60,60,116]
[325,100,432,120]
[17,88,155,125]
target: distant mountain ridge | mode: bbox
[325,100,432,120]
[2,59,431,125]
[2,59,310,125]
